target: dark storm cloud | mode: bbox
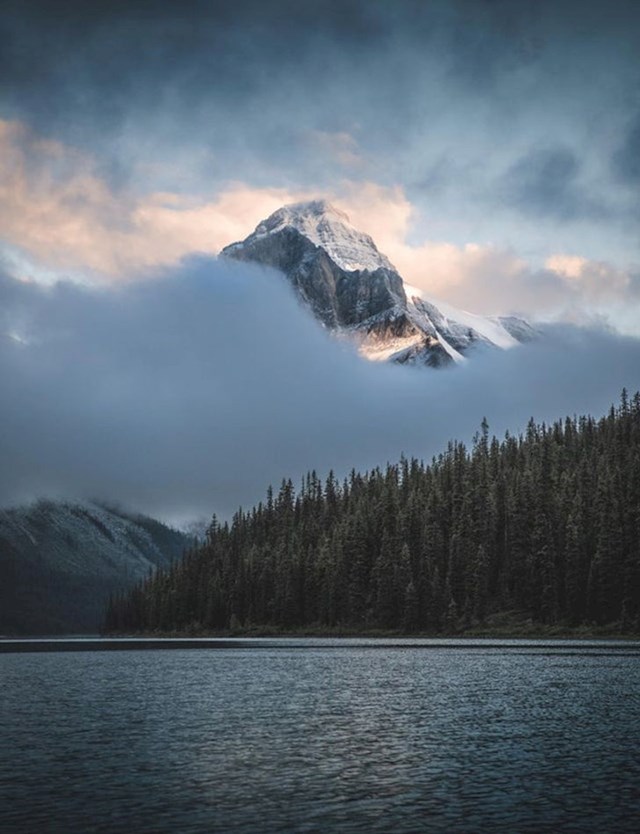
[439,0,542,88]
[612,113,640,185]
[1,257,639,523]
[500,146,605,221]
[0,1,389,129]
[2,0,639,203]
[0,1,412,191]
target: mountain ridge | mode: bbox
[223,200,535,367]
[0,499,192,634]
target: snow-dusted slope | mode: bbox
[398,284,535,363]
[0,500,190,634]
[228,199,396,273]
[223,200,535,368]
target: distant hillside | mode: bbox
[106,392,640,635]
[0,500,191,635]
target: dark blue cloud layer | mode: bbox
[1,0,638,219]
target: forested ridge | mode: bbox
[105,392,640,634]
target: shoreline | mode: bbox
[2,629,640,653]
[101,622,640,640]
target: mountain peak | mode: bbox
[260,199,350,229]
[240,199,396,273]
[222,200,534,368]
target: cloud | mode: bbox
[2,1,638,222]
[544,255,640,301]
[612,113,640,185]
[1,1,638,534]
[333,183,640,329]
[2,127,637,332]
[0,119,308,276]
[499,146,606,221]
[0,122,403,280]
[305,131,363,169]
[394,243,640,327]
[2,0,639,275]
[1,257,640,524]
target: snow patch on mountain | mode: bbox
[404,284,520,351]
[228,199,396,274]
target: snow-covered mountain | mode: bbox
[0,500,191,634]
[223,200,535,367]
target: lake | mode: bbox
[1,639,639,832]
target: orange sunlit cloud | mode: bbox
[1,118,638,329]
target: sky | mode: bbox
[1,0,640,521]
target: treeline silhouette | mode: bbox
[105,392,640,634]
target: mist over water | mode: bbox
[2,257,640,522]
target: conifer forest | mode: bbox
[106,393,640,634]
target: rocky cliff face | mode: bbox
[223,200,535,367]
[225,223,405,329]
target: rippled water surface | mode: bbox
[1,640,639,833]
